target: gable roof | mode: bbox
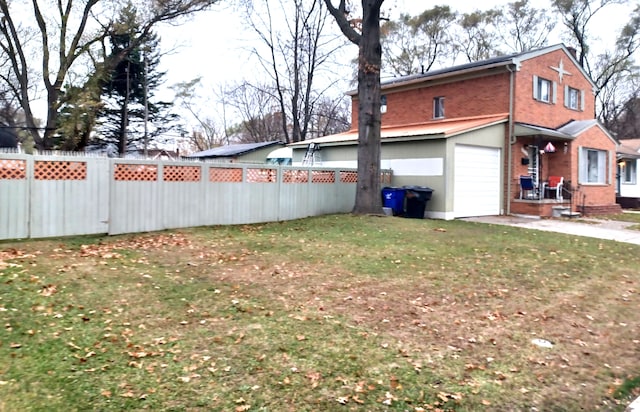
[288,114,508,147]
[350,44,595,95]
[186,141,283,158]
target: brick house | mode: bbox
[289,44,621,219]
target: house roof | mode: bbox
[288,114,509,147]
[514,119,617,145]
[185,141,283,158]
[349,44,596,96]
[617,138,640,159]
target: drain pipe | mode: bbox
[506,64,516,215]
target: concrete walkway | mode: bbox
[461,214,640,246]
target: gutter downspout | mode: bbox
[506,64,516,215]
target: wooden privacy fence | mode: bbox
[0,153,392,240]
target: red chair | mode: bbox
[544,176,564,200]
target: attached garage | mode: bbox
[453,144,502,218]
[288,115,508,220]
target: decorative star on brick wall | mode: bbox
[550,58,572,83]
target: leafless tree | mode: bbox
[240,0,346,143]
[496,0,555,53]
[453,9,502,63]
[225,81,286,143]
[552,0,640,123]
[172,77,231,150]
[381,6,457,77]
[0,0,220,150]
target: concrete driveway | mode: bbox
[461,214,640,246]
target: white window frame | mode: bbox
[564,86,584,111]
[533,75,556,104]
[621,159,637,184]
[579,147,608,184]
[433,96,445,119]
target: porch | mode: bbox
[511,124,576,217]
[511,198,574,217]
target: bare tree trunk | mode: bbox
[325,0,384,215]
[353,3,383,214]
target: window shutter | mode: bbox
[578,146,584,183]
[580,90,585,111]
[532,76,538,100]
[608,150,613,184]
[564,85,569,107]
[552,82,557,104]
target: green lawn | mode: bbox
[1,215,639,411]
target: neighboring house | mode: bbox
[289,44,620,219]
[616,139,640,208]
[184,141,284,163]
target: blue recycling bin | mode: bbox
[381,187,406,216]
[402,186,433,219]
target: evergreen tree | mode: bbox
[95,3,180,156]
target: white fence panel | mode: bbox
[0,153,371,240]
[0,154,30,240]
[109,160,163,235]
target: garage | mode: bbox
[454,144,501,218]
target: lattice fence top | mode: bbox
[34,160,86,180]
[340,171,358,183]
[164,165,201,182]
[283,170,309,183]
[246,168,277,183]
[0,159,26,180]
[114,163,158,181]
[209,167,243,182]
[311,170,336,183]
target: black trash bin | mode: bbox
[381,187,406,216]
[402,186,433,219]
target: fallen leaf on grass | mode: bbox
[39,284,57,296]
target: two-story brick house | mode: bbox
[289,44,621,219]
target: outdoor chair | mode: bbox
[543,176,564,201]
[519,175,538,199]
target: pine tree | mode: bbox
[95,3,180,156]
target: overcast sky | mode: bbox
[157,0,632,91]
[154,0,635,134]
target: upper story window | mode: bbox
[433,96,445,119]
[533,75,556,104]
[381,95,387,114]
[579,147,608,184]
[564,86,584,111]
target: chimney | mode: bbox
[567,46,577,59]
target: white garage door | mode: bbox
[454,145,501,218]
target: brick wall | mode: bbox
[514,49,595,128]
[351,72,512,129]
